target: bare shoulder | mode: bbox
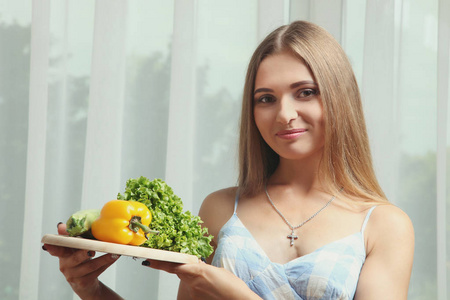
[355,204,415,299]
[366,204,415,254]
[198,187,238,246]
[199,186,238,218]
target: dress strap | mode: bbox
[233,190,239,214]
[361,206,377,232]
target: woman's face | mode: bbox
[253,51,325,161]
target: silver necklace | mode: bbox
[265,184,336,246]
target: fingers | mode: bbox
[44,222,85,259]
[44,244,96,262]
[43,244,80,258]
[63,253,119,283]
[57,222,68,235]
[43,222,122,295]
[145,259,206,280]
[174,262,206,279]
[143,259,183,274]
[62,253,119,293]
[43,242,120,282]
[41,222,70,257]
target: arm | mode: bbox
[44,223,123,300]
[354,205,415,300]
[149,187,261,299]
[148,260,261,300]
[177,281,193,300]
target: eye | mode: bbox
[296,88,319,99]
[255,94,276,104]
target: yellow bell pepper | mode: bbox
[91,200,159,245]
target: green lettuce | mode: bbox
[117,176,214,258]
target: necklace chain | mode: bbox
[264,184,336,246]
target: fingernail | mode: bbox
[42,245,47,251]
[142,261,150,266]
[111,254,120,260]
[57,222,63,228]
[87,251,95,257]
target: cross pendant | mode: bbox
[287,230,298,247]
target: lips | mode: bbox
[276,128,307,139]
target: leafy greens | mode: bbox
[117,176,214,258]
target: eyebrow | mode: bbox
[290,80,317,89]
[253,80,318,95]
[253,87,274,94]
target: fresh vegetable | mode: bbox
[117,176,214,258]
[91,200,159,246]
[66,209,101,238]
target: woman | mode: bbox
[149,20,414,299]
[44,21,414,299]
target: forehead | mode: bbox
[255,52,315,88]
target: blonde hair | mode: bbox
[238,20,388,204]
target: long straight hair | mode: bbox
[238,21,387,204]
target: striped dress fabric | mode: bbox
[211,196,377,300]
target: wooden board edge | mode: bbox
[41,234,199,264]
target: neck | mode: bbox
[270,151,323,190]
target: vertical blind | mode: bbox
[0,0,448,299]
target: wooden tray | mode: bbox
[41,234,199,264]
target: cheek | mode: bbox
[317,112,325,128]
[253,108,268,133]
[316,114,326,143]
[310,101,325,126]
[305,103,326,140]
[316,115,325,137]
[253,109,275,146]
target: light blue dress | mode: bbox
[212,194,376,300]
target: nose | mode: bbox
[276,96,298,125]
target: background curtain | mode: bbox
[0,0,448,299]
